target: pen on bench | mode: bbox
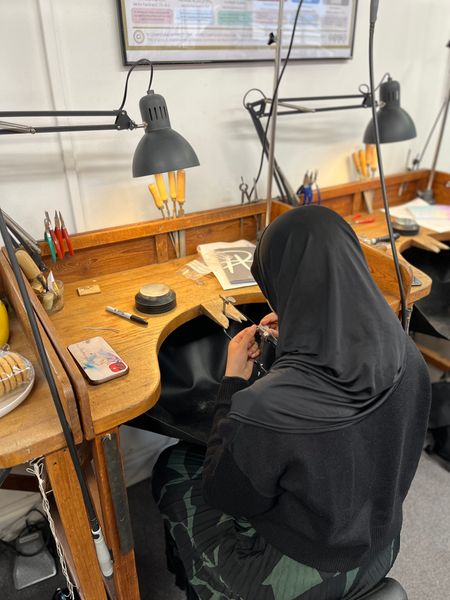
[105,306,148,326]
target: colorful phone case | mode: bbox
[67,336,129,384]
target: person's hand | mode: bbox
[260,312,279,339]
[225,325,260,380]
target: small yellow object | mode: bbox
[0,300,10,346]
[176,170,186,206]
[352,151,362,177]
[77,284,101,296]
[155,173,168,202]
[359,149,368,178]
[168,171,177,199]
[148,183,164,210]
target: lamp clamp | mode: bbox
[114,110,136,131]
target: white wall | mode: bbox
[1,0,449,239]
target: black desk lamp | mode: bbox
[245,76,416,205]
[363,76,417,144]
[0,58,199,177]
[0,58,199,593]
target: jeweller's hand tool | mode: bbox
[176,170,186,217]
[168,171,177,217]
[148,183,166,219]
[155,173,171,218]
[45,211,63,259]
[44,218,56,263]
[54,211,65,258]
[58,211,74,256]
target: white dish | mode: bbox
[0,365,35,418]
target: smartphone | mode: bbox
[67,336,129,384]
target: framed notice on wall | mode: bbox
[117,0,358,65]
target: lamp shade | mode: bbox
[132,91,199,177]
[363,78,416,144]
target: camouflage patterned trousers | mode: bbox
[152,442,399,600]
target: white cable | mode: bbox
[27,457,76,600]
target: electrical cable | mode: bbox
[245,0,305,202]
[117,58,154,113]
[358,72,390,97]
[368,1,408,330]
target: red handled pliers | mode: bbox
[58,211,74,256]
[54,211,65,258]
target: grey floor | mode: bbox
[389,452,450,600]
[1,451,449,599]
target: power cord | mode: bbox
[116,58,154,113]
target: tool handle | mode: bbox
[367,144,378,172]
[49,228,63,259]
[155,173,168,202]
[55,226,65,258]
[44,232,57,262]
[365,144,373,170]
[176,170,185,205]
[9,227,47,271]
[148,183,164,209]
[168,171,177,199]
[374,233,400,244]
[352,152,362,177]
[359,149,368,178]
[62,227,74,256]
[15,249,42,280]
[354,217,376,224]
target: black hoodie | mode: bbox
[202,206,431,571]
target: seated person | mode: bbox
[152,206,431,600]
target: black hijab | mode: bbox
[228,206,407,433]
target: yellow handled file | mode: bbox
[176,170,185,206]
[155,173,168,202]
[148,183,164,210]
[168,172,177,199]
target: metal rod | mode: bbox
[0,110,120,117]
[249,110,287,199]
[279,94,366,102]
[426,82,450,193]
[2,211,41,254]
[270,104,366,117]
[265,0,286,227]
[0,124,122,135]
[246,93,367,111]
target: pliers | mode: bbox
[45,211,63,259]
[44,218,57,263]
[54,211,65,258]
[297,170,320,205]
[58,211,74,256]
